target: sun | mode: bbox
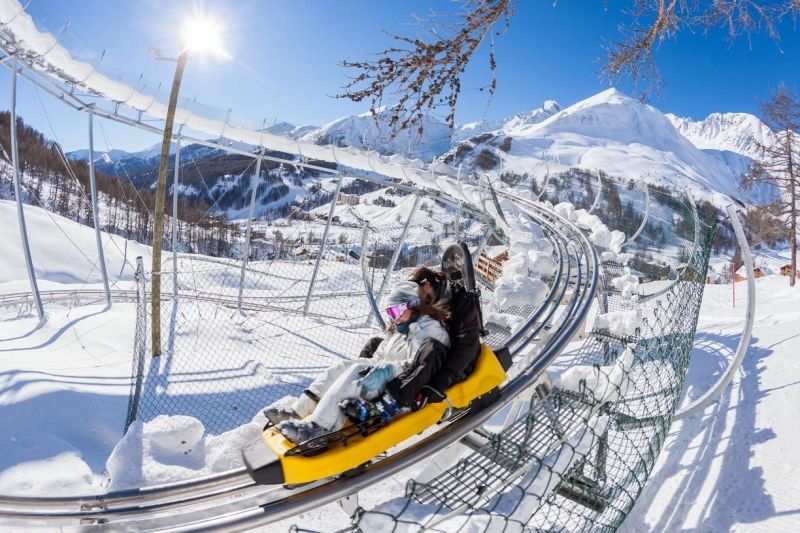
[181,16,230,59]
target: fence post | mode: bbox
[9,57,44,320]
[238,150,264,311]
[171,128,183,296]
[87,108,111,307]
[125,256,147,431]
[303,175,343,315]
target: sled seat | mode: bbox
[243,344,507,485]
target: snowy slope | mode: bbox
[0,199,149,291]
[621,274,800,532]
[299,107,456,161]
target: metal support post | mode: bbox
[454,203,462,242]
[374,194,421,306]
[171,129,183,296]
[359,221,386,330]
[88,108,111,307]
[473,223,492,267]
[9,57,44,320]
[238,150,264,311]
[303,175,343,315]
[125,256,147,431]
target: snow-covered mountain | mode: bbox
[66,88,776,214]
[438,88,773,204]
[666,112,774,159]
[298,107,456,161]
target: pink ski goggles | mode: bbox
[385,298,420,320]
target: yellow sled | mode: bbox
[242,344,509,485]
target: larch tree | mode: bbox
[339,0,800,139]
[742,84,800,286]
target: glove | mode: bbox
[359,363,396,400]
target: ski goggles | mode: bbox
[385,298,420,320]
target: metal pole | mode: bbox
[151,51,188,357]
[9,57,44,320]
[622,182,650,248]
[360,221,385,330]
[303,175,343,315]
[473,223,492,267]
[125,256,147,431]
[374,194,421,306]
[171,129,182,296]
[238,150,264,311]
[87,108,111,307]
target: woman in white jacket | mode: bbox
[266,280,450,444]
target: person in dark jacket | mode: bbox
[360,266,482,408]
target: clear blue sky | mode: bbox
[2,0,799,152]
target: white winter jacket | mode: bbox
[372,315,450,368]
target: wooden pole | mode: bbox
[151,52,188,357]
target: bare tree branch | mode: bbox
[338,0,517,140]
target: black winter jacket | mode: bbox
[362,281,482,406]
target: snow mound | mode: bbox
[106,415,261,492]
[558,346,635,404]
[594,309,643,337]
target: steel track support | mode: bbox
[238,150,264,311]
[9,57,44,320]
[87,109,111,306]
[373,194,421,308]
[303,175,343,315]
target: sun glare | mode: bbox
[181,16,229,58]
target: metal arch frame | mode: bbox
[622,181,650,249]
[587,171,603,214]
[171,124,185,296]
[674,204,755,420]
[237,119,267,312]
[0,38,500,227]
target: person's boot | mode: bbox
[340,392,402,423]
[277,419,329,444]
[263,392,317,425]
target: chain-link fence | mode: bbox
[353,184,715,532]
[124,187,504,434]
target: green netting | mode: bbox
[353,185,715,532]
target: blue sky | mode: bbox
[3,0,799,152]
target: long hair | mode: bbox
[410,266,447,305]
